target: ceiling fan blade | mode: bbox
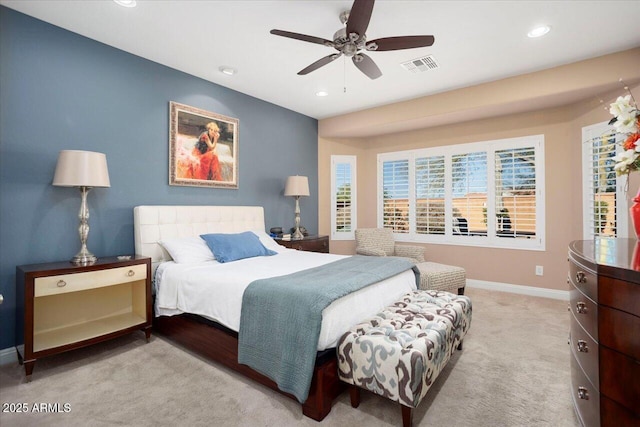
[352,53,382,80]
[298,54,342,75]
[367,35,435,51]
[346,0,375,38]
[270,29,334,47]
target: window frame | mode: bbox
[330,155,357,240]
[581,121,627,239]
[377,135,545,251]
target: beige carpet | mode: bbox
[0,288,578,426]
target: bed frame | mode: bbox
[133,205,345,421]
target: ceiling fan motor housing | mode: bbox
[333,27,367,57]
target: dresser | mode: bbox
[16,256,152,379]
[275,235,329,253]
[568,239,640,426]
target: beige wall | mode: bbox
[318,48,640,292]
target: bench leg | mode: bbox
[457,339,464,350]
[401,404,413,427]
[349,385,361,408]
[457,286,465,295]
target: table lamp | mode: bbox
[53,150,111,265]
[284,175,310,240]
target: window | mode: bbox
[377,135,545,250]
[331,155,356,240]
[582,121,626,239]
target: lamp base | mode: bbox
[292,228,305,240]
[71,248,97,266]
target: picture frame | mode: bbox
[169,101,239,189]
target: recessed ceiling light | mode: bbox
[527,25,551,38]
[114,0,137,7]
[316,91,328,97]
[219,66,237,76]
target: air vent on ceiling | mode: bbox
[400,55,439,73]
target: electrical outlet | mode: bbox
[535,265,543,276]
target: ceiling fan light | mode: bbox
[113,0,136,7]
[527,25,550,38]
[219,66,237,76]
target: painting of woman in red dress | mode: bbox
[192,122,222,181]
[170,101,238,189]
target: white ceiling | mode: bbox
[3,0,640,121]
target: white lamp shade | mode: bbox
[52,150,111,187]
[284,175,310,197]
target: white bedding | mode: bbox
[155,247,417,350]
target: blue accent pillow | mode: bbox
[200,231,277,263]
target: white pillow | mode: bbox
[159,236,216,264]
[252,231,287,253]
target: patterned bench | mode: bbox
[337,290,472,427]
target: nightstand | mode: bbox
[276,235,329,253]
[15,255,152,379]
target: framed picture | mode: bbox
[169,101,239,188]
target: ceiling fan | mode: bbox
[270,0,435,80]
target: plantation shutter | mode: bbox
[331,156,356,240]
[415,156,445,234]
[582,123,623,239]
[382,159,410,233]
[495,147,537,239]
[451,152,487,236]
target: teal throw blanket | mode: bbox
[238,255,420,403]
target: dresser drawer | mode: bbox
[569,256,597,302]
[599,306,640,359]
[571,351,600,427]
[598,276,640,318]
[601,395,640,427]
[600,345,640,415]
[570,310,599,389]
[569,281,598,341]
[34,264,147,297]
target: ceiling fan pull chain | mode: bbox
[344,56,347,93]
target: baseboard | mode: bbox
[0,346,18,366]
[466,279,569,301]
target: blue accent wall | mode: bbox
[0,7,319,349]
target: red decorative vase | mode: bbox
[630,188,640,240]
[633,242,640,271]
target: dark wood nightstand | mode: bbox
[276,235,329,253]
[15,255,152,379]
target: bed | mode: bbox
[133,205,418,421]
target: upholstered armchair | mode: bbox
[354,228,425,264]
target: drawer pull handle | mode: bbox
[56,280,67,288]
[576,340,589,353]
[577,387,589,400]
[576,302,588,314]
[127,270,135,277]
[575,271,587,283]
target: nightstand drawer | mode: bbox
[291,239,328,253]
[34,264,147,297]
[276,235,329,253]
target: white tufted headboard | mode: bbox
[134,205,266,274]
